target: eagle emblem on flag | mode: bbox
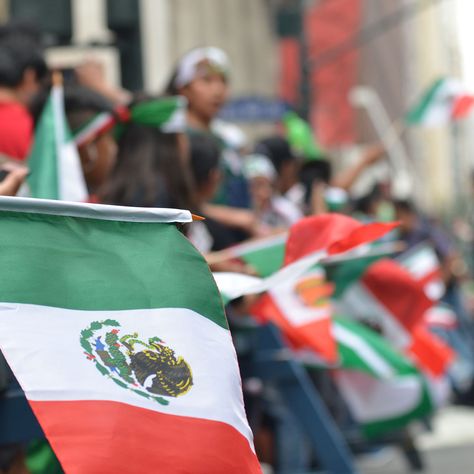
[80,320,193,405]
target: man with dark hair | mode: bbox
[0,23,47,160]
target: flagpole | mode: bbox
[350,86,414,198]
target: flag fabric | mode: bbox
[332,317,434,438]
[213,215,397,364]
[217,215,398,363]
[397,243,445,301]
[73,106,130,147]
[0,196,260,474]
[283,214,398,264]
[406,77,474,126]
[224,233,287,277]
[28,82,88,202]
[251,266,337,363]
[213,268,435,438]
[338,259,454,377]
[282,111,324,161]
[324,241,401,298]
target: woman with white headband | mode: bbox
[166,47,267,238]
[166,47,230,133]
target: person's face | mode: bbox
[250,176,273,211]
[17,68,42,105]
[394,208,416,233]
[79,132,117,191]
[279,160,300,194]
[180,63,229,123]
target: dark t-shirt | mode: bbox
[0,101,33,160]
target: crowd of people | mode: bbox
[1,20,474,474]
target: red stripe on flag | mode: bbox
[362,259,432,330]
[408,326,454,377]
[452,94,474,119]
[284,213,398,265]
[251,293,337,364]
[30,400,261,474]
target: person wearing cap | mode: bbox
[166,47,252,210]
[166,47,229,133]
[243,153,302,230]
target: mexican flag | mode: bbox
[253,216,398,363]
[406,77,474,127]
[214,270,434,438]
[73,106,130,147]
[28,79,88,201]
[338,259,454,377]
[0,197,260,474]
[332,317,433,438]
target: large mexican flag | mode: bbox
[0,197,260,474]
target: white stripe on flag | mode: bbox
[333,323,394,379]
[0,303,254,449]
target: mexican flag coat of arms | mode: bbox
[0,197,260,474]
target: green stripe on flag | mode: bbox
[334,317,417,378]
[240,242,285,277]
[362,378,433,438]
[229,234,286,277]
[406,78,444,125]
[28,91,59,199]
[0,210,226,329]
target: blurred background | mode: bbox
[1,0,473,215]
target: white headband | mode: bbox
[174,47,230,89]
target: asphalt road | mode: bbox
[357,406,474,474]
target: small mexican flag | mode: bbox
[0,197,260,474]
[28,75,88,202]
[332,317,434,438]
[406,77,474,127]
[338,259,454,377]
[73,105,130,147]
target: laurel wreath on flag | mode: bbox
[80,319,170,406]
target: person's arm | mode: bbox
[331,143,386,191]
[202,203,276,238]
[75,60,132,105]
[0,166,28,196]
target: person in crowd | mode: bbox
[75,59,132,106]
[0,159,28,196]
[186,132,260,275]
[101,95,195,211]
[394,198,474,402]
[255,136,304,210]
[242,153,302,229]
[166,46,252,211]
[0,22,47,161]
[393,199,459,285]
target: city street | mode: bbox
[358,406,474,473]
